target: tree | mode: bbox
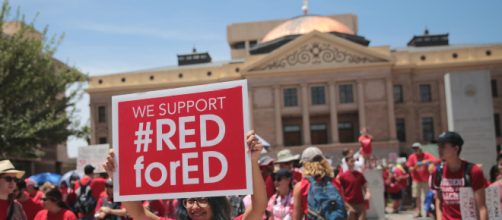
[0,0,87,158]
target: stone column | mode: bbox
[329,82,339,143]
[357,81,366,130]
[386,78,397,139]
[274,86,283,147]
[301,84,311,145]
[438,80,448,132]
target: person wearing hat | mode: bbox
[429,131,488,220]
[266,169,294,220]
[406,142,438,218]
[34,188,77,220]
[292,146,345,220]
[258,155,276,199]
[0,160,27,220]
[275,149,302,185]
[25,178,44,205]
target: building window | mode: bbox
[283,125,302,146]
[495,113,501,137]
[492,80,498,97]
[338,121,356,143]
[311,123,328,145]
[419,84,432,102]
[311,86,326,105]
[396,118,406,142]
[339,84,354,104]
[422,117,434,142]
[393,85,403,103]
[249,40,258,48]
[99,137,107,144]
[98,106,106,123]
[231,41,245,49]
[283,88,298,107]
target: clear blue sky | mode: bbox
[7,0,502,157]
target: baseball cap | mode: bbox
[258,155,275,166]
[437,131,464,147]
[273,169,292,181]
[412,142,422,149]
[301,146,324,163]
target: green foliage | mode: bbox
[0,0,87,158]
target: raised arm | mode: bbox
[242,130,267,220]
[103,150,160,220]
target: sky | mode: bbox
[6,0,502,158]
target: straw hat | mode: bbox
[0,160,25,179]
[275,149,300,163]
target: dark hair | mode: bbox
[84,164,95,175]
[342,148,351,157]
[437,131,464,155]
[176,197,231,220]
[45,188,69,209]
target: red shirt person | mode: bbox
[339,156,369,220]
[0,160,27,220]
[429,131,488,220]
[275,149,302,185]
[34,188,77,220]
[406,142,437,217]
[358,128,373,160]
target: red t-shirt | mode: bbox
[34,209,77,220]
[264,174,275,199]
[0,199,8,219]
[74,175,92,189]
[30,190,44,205]
[298,177,342,216]
[407,152,437,182]
[19,192,43,220]
[429,161,488,220]
[339,170,367,204]
[160,214,243,220]
[90,177,107,200]
[358,135,372,156]
[148,200,166,217]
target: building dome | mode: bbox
[261,16,355,43]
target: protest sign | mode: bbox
[112,80,250,201]
[77,144,110,174]
[486,186,502,220]
[459,187,477,220]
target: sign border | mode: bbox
[112,80,251,201]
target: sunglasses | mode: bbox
[183,198,209,208]
[0,176,18,183]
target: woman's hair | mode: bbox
[302,159,334,178]
[45,188,69,209]
[176,196,231,220]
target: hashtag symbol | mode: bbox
[134,122,153,152]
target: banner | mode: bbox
[112,80,250,201]
[459,187,477,220]
[486,186,502,220]
[77,144,110,174]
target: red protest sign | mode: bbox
[112,80,251,201]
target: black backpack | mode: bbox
[74,180,97,214]
[432,162,474,194]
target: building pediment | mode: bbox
[245,31,391,73]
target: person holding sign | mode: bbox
[429,131,488,220]
[103,130,267,220]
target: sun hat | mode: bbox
[300,146,325,163]
[0,160,25,179]
[412,142,422,149]
[275,149,300,163]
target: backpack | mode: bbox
[432,162,474,193]
[306,176,347,220]
[74,180,97,215]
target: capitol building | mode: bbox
[88,13,502,160]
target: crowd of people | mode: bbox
[0,129,498,220]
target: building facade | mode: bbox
[87,14,502,161]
